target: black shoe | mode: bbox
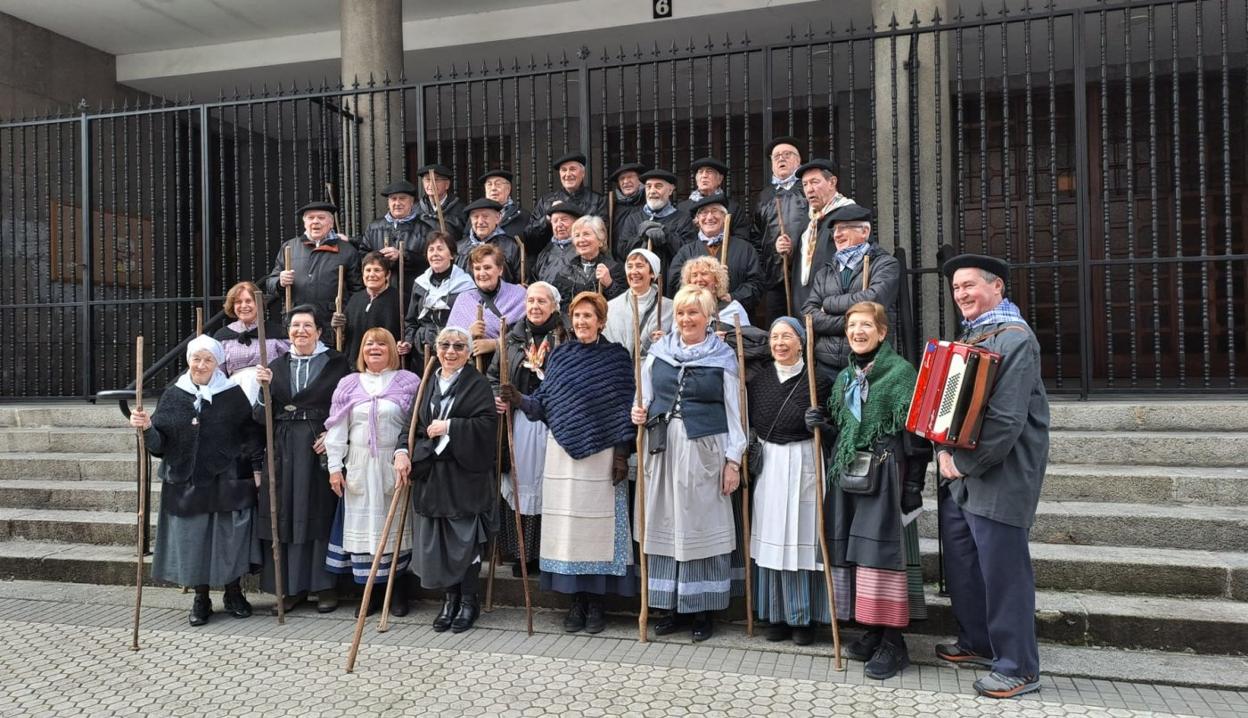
[316,588,339,614]
[791,626,814,646]
[765,623,792,642]
[450,594,480,633]
[222,589,252,619]
[691,612,714,642]
[865,636,911,680]
[563,596,587,633]
[652,611,689,636]
[189,594,212,627]
[268,591,306,616]
[388,581,410,618]
[433,593,460,632]
[845,626,885,662]
[584,599,606,635]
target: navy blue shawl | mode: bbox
[526,338,636,460]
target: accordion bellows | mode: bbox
[906,340,1001,449]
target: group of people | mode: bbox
[127,136,1050,700]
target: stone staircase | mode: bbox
[0,400,1245,659]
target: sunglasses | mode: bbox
[437,341,468,352]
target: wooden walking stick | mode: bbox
[482,313,501,611]
[345,476,406,673]
[378,351,438,631]
[775,198,793,316]
[862,254,871,291]
[607,191,615,255]
[284,246,293,313]
[498,318,534,634]
[731,315,754,637]
[474,304,486,372]
[428,169,447,233]
[631,293,650,642]
[397,247,406,327]
[129,336,146,651]
[805,314,844,670]
[335,266,346,352]
[255,291,287,624]
[655,273,664,336]
[517,237,527,286]
[720,214,733,265]
[195,308,203,336]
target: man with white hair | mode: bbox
[751,137,813,322]
[455,198,523,283]
[613,168,696,269]
[524,152,607,257]
[263,201,363,321]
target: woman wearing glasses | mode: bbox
[395,326,498,633]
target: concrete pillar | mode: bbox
[340,0,404,234]
[871,0,954,343]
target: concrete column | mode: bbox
[871,0,953,343]
[340,0,404,234]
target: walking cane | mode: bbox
[862,254,871,291]
[655,273,664,336]
[378,351,437,631]
[731,315,754,637]
[720,214,733,265]
[429,169,446,233]
[805,314,844,670]
[255,291,287,624]
[483,314,502,612]
[498,319,534,634]
[129,336,146,651]
[518,238,527,286]
[195,308,203,336]
[775,198,793,317]
[284,246,293,314]
[335,266,345,352]
[607,191,615,255]
[474,304,486,372]
[345,472,406,673]
[631,293,650,642]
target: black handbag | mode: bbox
[839,446,890,495]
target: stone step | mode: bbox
[3,540,1246,656]
[0,508,150,545]
[0,479,159,512]
[1048,430,1248,467]
[926,463,1248,506]
[1049,399,1248,432]
[918,499,1248,552]
[917,539,1248,601]
[0,453,154,481]
[0,403,137,429]
[0,427,135,454]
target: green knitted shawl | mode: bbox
[826,340,917,478]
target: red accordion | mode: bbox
[906,339,1001,449]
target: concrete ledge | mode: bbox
[0,454,154,481]
[926,463,1248,506]
[0,479,159,513]
[0,427,135,454]
[1049,399,1248,432]
[1048,430,1248,467]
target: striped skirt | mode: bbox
[755,567,832,626]
[647,553,733,613]
[831,521,927,627]
[325,501,411,585]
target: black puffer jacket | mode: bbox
[800,243,901,374]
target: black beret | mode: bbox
[639,168,678,185]
[765,136,803,158]
[687,195,730,215]
[296,201,337,218]
[608,162,648,182]
[795,159,838,178]
[416,163,453,180]
[379,179,418,197]
[552,151,587,170]
[463,198,504,214]
[477,168,513,185]
[825,203,872,223]
[942,253,1010,282]
[690,157,728,175]
[545,201,584,219]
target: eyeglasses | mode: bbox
[833,223,870,233]
[771,151,800,160]
[437,342,468,352]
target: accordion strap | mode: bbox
[965,324,1027,346]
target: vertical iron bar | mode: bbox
[908,29,921,356]
[579,53,592,167]
[79,111,93,399]
[1222,0,1236,385]
[1000,16,1012,267]
[1194,0,1211,387]
[233,103,242,281]
[934,21,946,337]
[762,45,774,153]
[1073,9,1095,398]
[1024,12,1038,330]
[955,22,965,256]
[890,21,900,253]
[669,50,677,170]
[786,40,795,134]
[1147,5,1163,386]
[652,48,660,167]
[465,80,474,194]
[976,15,988,250]
[1048,12,1063,388]
[805,36,814,152]
[743,47,751,215]
[635,51,643,162]
[200,106,213,325]
[109,116,120,389]
[367,86,377,207]
[1099,7,1114,387]
[848,38,857,195]
[869,31,879,209]
[1124,7,1139,387]
[1171,1,1186,387]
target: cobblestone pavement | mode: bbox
[1,583,1243,717]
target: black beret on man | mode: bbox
[639,168,678,186]
[765,135,803,157]
[794,158,839,179]
[686,195,730,215]
[608,162,648,182]
[296,201,337,218]
[464,198,504,214]
[379,180,418,197]
[477,168,513,185]
[416,163,453,180]
[941,253,1010,283]
[552,151,587,169]
[690,157,729,175]
[545,202,584,219]
[825,203,872,224]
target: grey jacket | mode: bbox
[801,243,901,373]
[945,319,1050,529]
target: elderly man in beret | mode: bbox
[934,253,1049,700]
[455,198,523,283]
[607,162,647,240]
[417,162,468,234]
[677,157,746,239]
[799,200,899,380]
[531,203,583,287]
[782,158,859,311]
[524,152,607,257]
[263,201,363,321]
[614,168,696,270]
[354,178,458,301]
[479,169,528,240]
[751,136,814,322]
[667,195,764,315]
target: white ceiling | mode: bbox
[0,0,564,55]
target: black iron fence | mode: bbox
[0,0,1244,399]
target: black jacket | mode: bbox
[454,232,523,285]
[523,185,607,255]
[531,240,576,287]
[751,183,810,289]
[667,238,765,314]
[612,206,697,270]
[551,251,627,312]
[262,235,364,321]
[801,243,901,373]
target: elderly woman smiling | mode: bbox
[129,335,262,627]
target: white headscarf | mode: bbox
[175,335,236,411]
[627,248,661,280]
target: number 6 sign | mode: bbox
[653,0,672,19]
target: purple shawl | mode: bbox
[326,369,421,457]
[446,281,527,339]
